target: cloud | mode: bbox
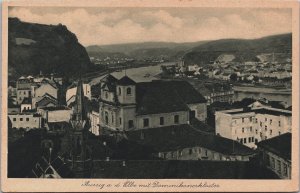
[8,7,292,46]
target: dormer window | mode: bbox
[126,87,132,95]
[118,87,121,95]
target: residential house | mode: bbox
[8,112,42,130]
[37,106,72,124]
[215,107,292,148]
[257,133,291,179]
[66,83,91,106]
[20,97,32,112]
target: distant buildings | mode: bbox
[215,107,292,148]
[99,75,207,131]
[257,133,291,179]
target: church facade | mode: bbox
[99,75,207,131]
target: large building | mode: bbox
[215,107,292,148]
[99,75,207,131]
[8,112,42,130]
[126,124,255,161]
[257,133,291,179]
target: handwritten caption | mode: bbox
[81,180,220,190]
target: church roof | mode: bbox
[136,80,206,115]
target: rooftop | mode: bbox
[223,107,291,117]
[136,80,206,115]
[257,133,291,161]
[126,124,254,156]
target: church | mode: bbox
[99,74,207,132]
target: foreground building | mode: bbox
[257,133,291,179]
[215,107,292,148]
[99,75,207,131]
[126,124,255,161]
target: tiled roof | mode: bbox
[257,133,291,161]
[126,124,255,156]
[136,81,206,115]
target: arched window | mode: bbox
[126,87,131,95]
[118,87,121,95]
[105,112,108,125]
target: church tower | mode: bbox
[66,79,92,178]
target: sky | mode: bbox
[8,7,292,46]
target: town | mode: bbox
[7,57,292,179]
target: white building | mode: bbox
[89,110,100,136]
[66,83,91,106]
[215,107,292,148]
[8,112,42,130]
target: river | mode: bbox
[233,86,292,106]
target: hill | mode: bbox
[184,33,292,65]
[8,17,94,80]
[86,41,208,61]
[86,33,292,65]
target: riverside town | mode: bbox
[7,7,292,179]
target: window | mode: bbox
[283,163,288,176]
[119,117,122,125]
[205,150,208,156]
[255,138,258,143]
[13,118,16,121]
[265,118,267,122]
[278,131,281,135]
[118,87,121,95]
[270,130,272,135]
[111,114,114,124]
[250,117,252,122]
[271,157,275,169]
[126,87,131,95]
[242,128,244,133]
[24,91,26,95]
[105,112,108,124]
[277,160,281,174]
[242,118,244,123]
[250,126,252,132]
[248,137,251,143]
[171,152,175,158]
[159,117,164,125]
[26,118,29,122]
[270,119,272,125]
[105,92,108,99]
[240,139,243,144]
[179,150,183,156]
[244,138,247,143]
[260,122,262,127]
[265,136,267,140]
[279,121,281,127]
[265,125,267,131]
[189,149,192,155]
[128,120,134,128]
[20,118,23,121]
[174,115,179,124]
[256,129,258,134]
[143,118,149,127]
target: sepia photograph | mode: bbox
[1,0,299,192]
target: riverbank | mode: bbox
[233,85,291,95]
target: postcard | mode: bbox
[1,0,299,192]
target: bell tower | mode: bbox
[66,79,92,178]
